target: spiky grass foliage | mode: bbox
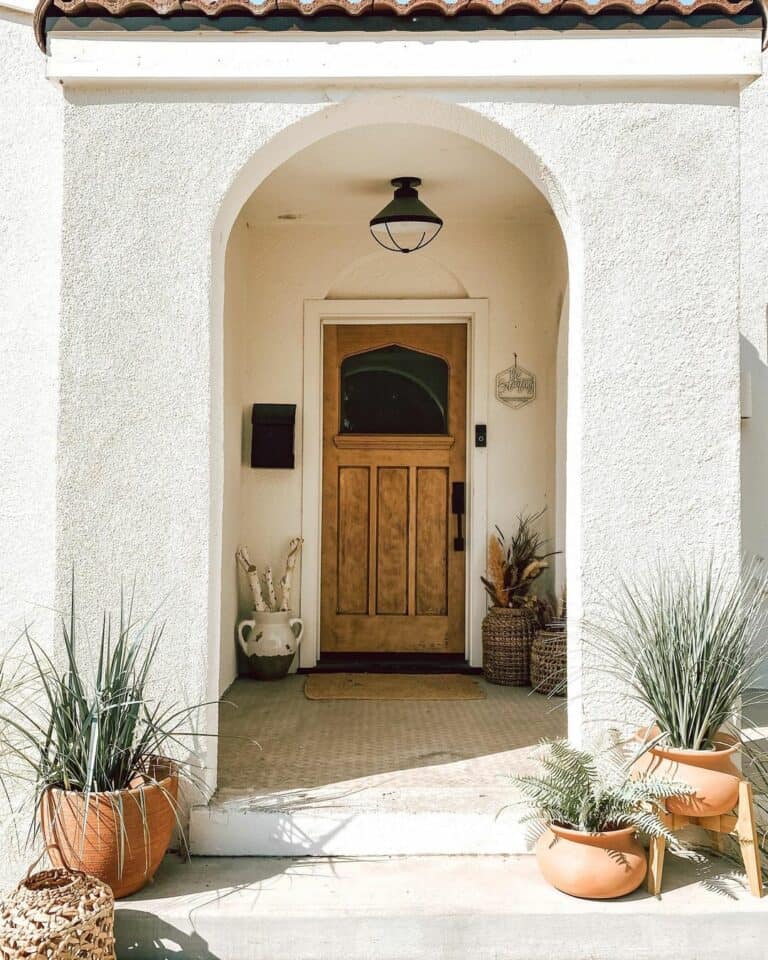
[589,559,768,751]
[514,739,694,842]
[481,509,559,610]
[0,578,216,856]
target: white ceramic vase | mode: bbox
[237,610,304,680]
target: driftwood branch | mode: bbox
[280,537,304,612]
[236,546,268,612]
[238,537,304,613]
[265,566,278,611]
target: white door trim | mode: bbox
[301,298,489,668]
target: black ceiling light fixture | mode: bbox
[369,177,443,254]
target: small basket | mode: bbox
[0,869,115,960]
[482,606,537,686]
[531,629,567,697]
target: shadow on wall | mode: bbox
[741,333,768,690]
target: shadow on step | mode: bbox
[116,911,219,960]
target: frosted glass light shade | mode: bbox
[369,177,443,254]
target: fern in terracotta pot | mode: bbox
[516,739,693,899]
[0,580,214,898]
[590,559,768,817]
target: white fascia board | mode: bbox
[0,0,35,17]
[46,30,763,86]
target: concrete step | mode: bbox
[189,785,531,856]
[199,676,564,856]
[116,854,768,960]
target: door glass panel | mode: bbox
[340,344,449,434]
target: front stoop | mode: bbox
[197,677,564,857]
[189,786,530,856]
[116,855,767,960]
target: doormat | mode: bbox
[304,673,486,701]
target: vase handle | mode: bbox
[237,619,256,657]
[289,618,304,648]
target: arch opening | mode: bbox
[204,101,578,850]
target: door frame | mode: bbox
[300,299,489,668]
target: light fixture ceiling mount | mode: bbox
[369,177,443,254]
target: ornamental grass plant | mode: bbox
[0,578,213,855]
[589,559,768,751]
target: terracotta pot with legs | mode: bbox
[633,727,741,817]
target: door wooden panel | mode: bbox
[416,467,449,617]
[321,323,467,654]
[376,467,409,615]
[336,466,369,615]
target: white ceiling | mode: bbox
[242,124,550,226]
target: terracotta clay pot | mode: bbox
[40,759,178,899]
[633,727,741,817]
[535,824,647,899]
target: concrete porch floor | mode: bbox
[136,685,768,959]
[117,853,768,960]
[190,676,566,856]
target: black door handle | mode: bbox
[452,482,465,552]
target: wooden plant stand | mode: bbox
[647,780,764,898]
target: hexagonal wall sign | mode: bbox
[496,356,536,409]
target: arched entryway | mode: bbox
[195,97,579,855]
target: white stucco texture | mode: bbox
[0,15,60,635]
[740,54,768,687]
[51,88,741,751]
[0,13,61,883]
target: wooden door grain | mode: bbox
[321,324,467,654]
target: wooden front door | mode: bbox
[321,323,467,654]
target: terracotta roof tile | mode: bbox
[33,0,763,51]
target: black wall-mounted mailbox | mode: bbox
[251,404,296,469]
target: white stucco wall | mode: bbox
[0,6,758,878]
[50,85,742,753]
[554,290,569,600]
[740,52,768,689]
[222,216,566,690]
[220,217,246,693]
[0,11,61,883]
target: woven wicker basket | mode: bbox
[482,606,537,686]
[531,629,567,697]
[0,869,115,960]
